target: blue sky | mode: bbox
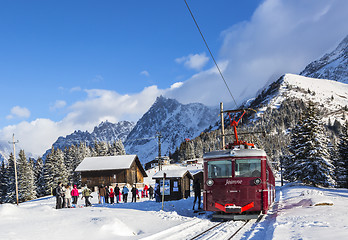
[0,0,347,156]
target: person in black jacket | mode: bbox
[114,184,120,203]
[149,185,154,200]
[55,182,63,209]
[131,185,137,202]
[193,178,201,210]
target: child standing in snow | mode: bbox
[109,188,115,204]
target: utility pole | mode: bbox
[8,134,19,205]
[156,131,163,171]
[220,102,225,150]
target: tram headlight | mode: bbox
[254,178,262,185]
[206,179,214,187]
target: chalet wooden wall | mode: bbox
[81,161,145,189]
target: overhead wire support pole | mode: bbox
[156,131,163,171]
[8,134,19,205]
[184,0,238,108]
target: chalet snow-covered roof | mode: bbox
[152,169,193,179]
[75,155,140,172]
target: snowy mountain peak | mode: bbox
[124,97,217,164]
[300,35,348,83]
[245,73,348,126]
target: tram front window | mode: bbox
[235,159,261,177]
[208,160,232,178]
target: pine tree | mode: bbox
[284,116,305,182]
[43,147,69,195]
[336,121,348,188]
[17,149,36,202]
[55,148,69,184]
[114,140,126,155]
[43,148,55,195]
[285,102,334,187]
[34,157,46,197]
[64,145,77,183]
[194,139,203,158]
[0,161,5,203]
[4,153,16,203]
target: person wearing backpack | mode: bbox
[81,185,92,207]
[55,182,63,209]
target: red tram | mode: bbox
[203,108,275,220]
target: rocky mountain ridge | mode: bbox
[300,35,348,83]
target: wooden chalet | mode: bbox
[152,169,193,201]
[75,155,147,189]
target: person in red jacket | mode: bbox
[109,188,115,204]
[143,185,149,198]
[71,185,79,205]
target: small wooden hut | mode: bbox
[75,155,147,189]
[152,169,193,201]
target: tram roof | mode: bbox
[203,147,267,159]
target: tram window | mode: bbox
[207,160,232,178]
[235,159,261,177]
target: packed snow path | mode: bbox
[0,183,347,240]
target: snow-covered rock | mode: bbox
[300,35,348,83]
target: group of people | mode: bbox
[55,180,201,210]
[55,182,80,209]
[97,184,154,204]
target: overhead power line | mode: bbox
[184,0,238,108]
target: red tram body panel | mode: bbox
[203,146,275,217]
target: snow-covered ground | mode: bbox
[1,179,347,240]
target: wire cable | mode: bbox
[184,0,238,108]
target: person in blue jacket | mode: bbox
[122,185,129,203]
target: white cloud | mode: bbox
[50,100,67,111]
[170,0,348,106]
[0,86,168,156]
[140,70,150,77]
[6,106,31,119]
[70,86,82,92]
[170,82,184,89]
[176,52,209,71]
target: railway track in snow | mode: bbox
[189,220,249,240]
[189,214,264,240]
[141,215,263,240]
